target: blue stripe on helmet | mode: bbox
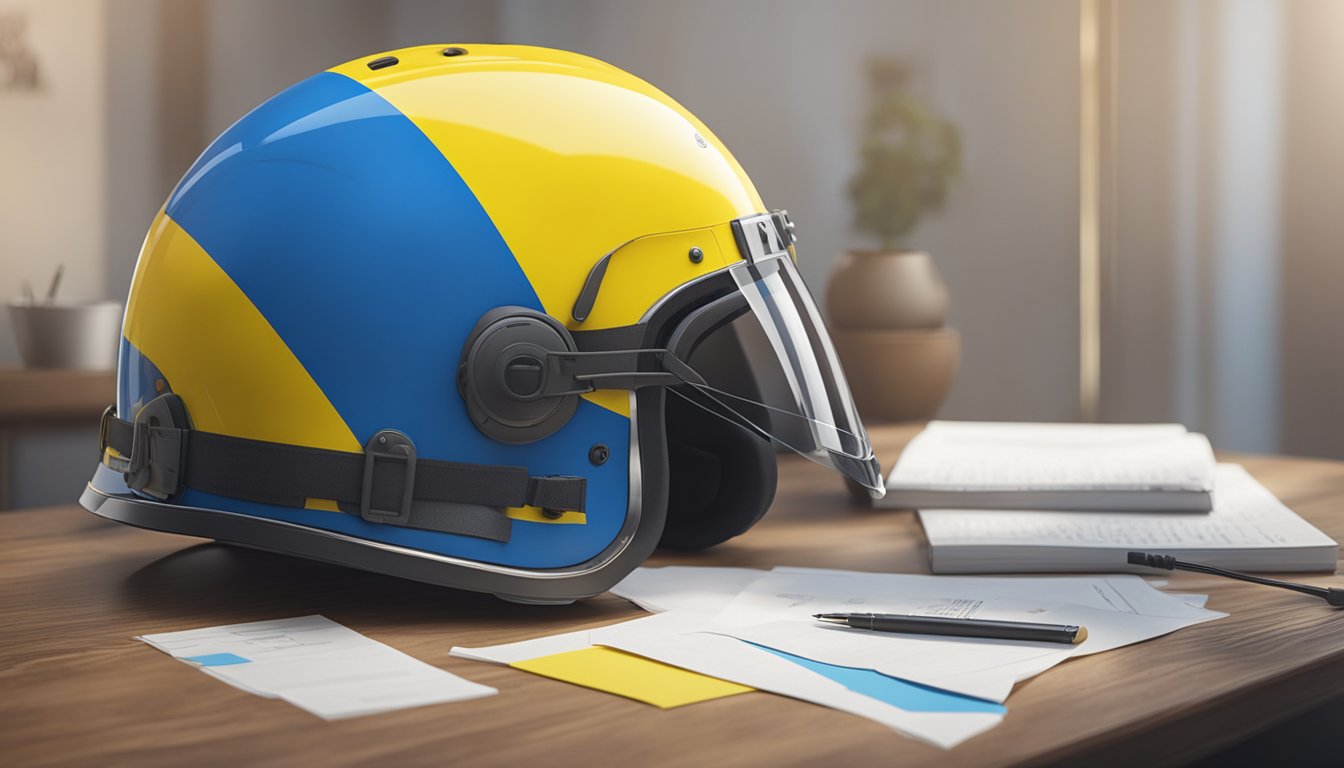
[160,71,629,569]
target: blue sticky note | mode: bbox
[183,652,252,667]
[748,643,1007,714]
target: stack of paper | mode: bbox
[455,613,1007,748]
[139,615,496,719]
[918,464,1340,573]
[452,567,1223,748]
[877,421,1217,511]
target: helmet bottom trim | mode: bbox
[80,387,672,602]
[83,482,587,603]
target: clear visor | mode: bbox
[670,253,885,495]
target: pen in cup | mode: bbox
[813,612,1088,645]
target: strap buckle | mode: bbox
[361,430,417,524]
[105,394,189,500]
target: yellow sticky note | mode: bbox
[510,647,753,709]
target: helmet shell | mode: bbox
[116,45,763,578]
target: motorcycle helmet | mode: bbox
[84,44,883,603]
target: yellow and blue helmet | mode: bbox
[85,45,882,603]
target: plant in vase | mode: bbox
[828,57,962,422]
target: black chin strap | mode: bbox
[99,396,585,544]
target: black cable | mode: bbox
[1128,552,1344,607]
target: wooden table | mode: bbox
[3,426,1344,766]
[0,368,116,427]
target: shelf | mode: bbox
[0,367,115,427]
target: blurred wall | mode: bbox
[2,1,1341,510]
[494,0,1082,423]
[99,0,1084,427]
[1102,0,1344,457]
[0,1,108,509]
[1281,0,1344,460]
[1104,0,1286,453]
[0,0,107,362]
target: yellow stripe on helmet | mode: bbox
[125,212,361,452]
[330,45,768,418]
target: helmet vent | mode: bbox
[367,56,399,71]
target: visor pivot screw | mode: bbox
[589,443,610,465]
[688,247,704,264]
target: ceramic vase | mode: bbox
[825,251,959,423]
[826,250,949,330]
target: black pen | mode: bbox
[813,612,1088,645]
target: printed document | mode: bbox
[918,463,1339,573]
[452,566,1224,748]
[139,615,496,719]
[688,569,1224,701]
[456,617,1005,749]
[606,566,1223,702]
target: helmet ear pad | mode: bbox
[459,307,580,444]
[657,391,778,551]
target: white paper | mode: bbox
[1167,593,1210,608]
[450,627,595,665]
[888,421,1215,491]
[917,464,1338,570]
[589,613,1004,749]
[451,599,1005,749]
[713,570,1221,700]
[138,615,496,719]
[768,567,1175,613]
[457,567,1220,748]
[605,566,1223,703]
[610,566,770,614]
